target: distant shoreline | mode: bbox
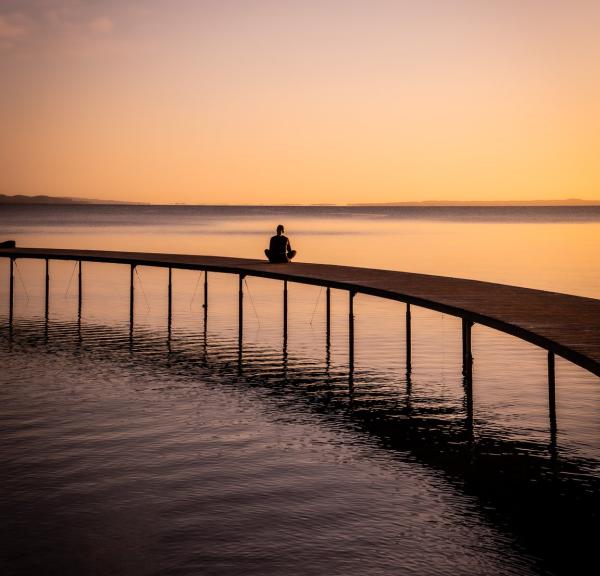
[1,194,600,207]
[0,194,142,205]
[349,199,600,207]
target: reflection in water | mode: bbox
[2,316,599,575]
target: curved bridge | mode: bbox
[2,247,600,379]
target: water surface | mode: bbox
[1,205,599,575]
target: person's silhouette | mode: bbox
[265,224,296,263]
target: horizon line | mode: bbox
[2,194,600,207]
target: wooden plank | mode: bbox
[2,247,599,377]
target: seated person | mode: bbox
[265,224,296,263]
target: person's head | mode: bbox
[276,224,284,235]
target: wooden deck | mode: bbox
[2,247,599,377]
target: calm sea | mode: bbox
[1,205,599,575]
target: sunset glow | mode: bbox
[1,0,599,204]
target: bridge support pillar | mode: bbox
[130,264,136,330]
[283,280,288,374]
[349,291,356,375]
[167,267,173,335]
[406,303,412,374]
[548,351,557,444]
[238,274,245,365]
[9,258,14,324]
[44,258,50,320]
[326,287,331,350]
[461,318,474,432]
[78,260,82,320]
[203,271,208,327]
[283,280,288,345]
[462,319,473,380]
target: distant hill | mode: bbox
[0,194,141,205]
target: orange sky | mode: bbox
[1,0,599,204]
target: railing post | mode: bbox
[406,303,412,374]
[77,260,82,320]
[349,291,355,374]
[44,258,50,320]
[9,258,14,324]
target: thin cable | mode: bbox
[64,261,78,298]
[135,267,151,311]
[309,286,323,326]
[13,261,30,301]
[190,271,202,311]
[244,278,260,325]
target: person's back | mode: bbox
[265,224,296,263]
[269,233,289,254]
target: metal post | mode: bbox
[462,318,473,381]
[461,318,474,433]
[406,303,412,374]
[77,260,82,319]
[461,318,466,370]
[167,267,172,331]
[326,287,331,349]
[238,274,244,363]
[283,280,288,344]
[548,351,557,443]
[45,258,50,319]
[202,271,208,353]
[348,291,355,396]
[203,271,208,326]
[130,264,136,329]
[349,291,355,374]
[9,258,14,324]
[283,280,288,382]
